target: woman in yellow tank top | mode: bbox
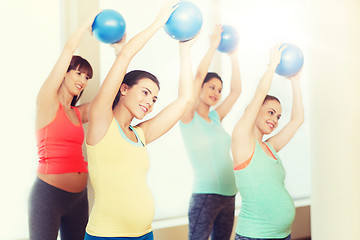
[85,1,198,239]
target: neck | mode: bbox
[113,103,133,130]
[58,85,75,108]
[254,127,265,143]
[195,100,211,118]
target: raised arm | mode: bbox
[180,25,222,123]
[215,49,242,121]
[231,44,285,165]
[88,1,179,132]
[76,35,127,124]
[266,70,304,152]
[139,35,198,144]
[36,11,99,109]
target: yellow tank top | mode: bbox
[86,118,154,237]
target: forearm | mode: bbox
[195,46,217,78]
[290,77,304,124]
[119,1,177,61]
[119,23,161,61]
[229,53,242,96]
[178,44,193,104]
[256,64,277,98]
[63,13,96,53]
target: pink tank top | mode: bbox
[36,103,88,174]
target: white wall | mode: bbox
[308,0,360,239]
[0,1,61,239]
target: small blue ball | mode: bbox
[217,25,239,53]
[164,1,203,41]
[276,44,304,77]
[92,9,126,44]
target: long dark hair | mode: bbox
[68,55,93,106]
[112,70,160,110]
[202,72,223,86]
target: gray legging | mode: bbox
[188,193,236,240]
[28,177,88,240]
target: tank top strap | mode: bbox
[132,126,146,146]
[71,106,82,124]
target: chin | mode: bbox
[261,128,273,135]
[135,113,146,120]
[208,101,217,107]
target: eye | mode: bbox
[269,111,274,115]
[152,98,157,103]
[210,86,215,90]
[277,115,281,120]
[142,90,148,96]
[218,89,222,94]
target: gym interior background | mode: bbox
[1,0,359,239]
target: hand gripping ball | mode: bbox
[92,9,126,44]
[164,1,203,41]
[217,25,239,53]
[276,44,304,77]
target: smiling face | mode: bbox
[120,78,159,120]
[200,78,223,106]
[256,99,282,135]
[63,67,90,96]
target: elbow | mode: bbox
[299,115,305,126]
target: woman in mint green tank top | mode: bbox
[231,45,304,240]
[179,25,242,240]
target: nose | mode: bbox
[272,115,278,124]
[213,88,220,97]
[78,75,87,86]
[146,96,153,108]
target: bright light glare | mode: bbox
[220,0,306,50]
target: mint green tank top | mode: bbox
[179,110,237,196]
[234,141,295,238]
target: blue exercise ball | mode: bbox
[275,44,304,77]
[217,25,239,53]
[164,1,203,41]
[92,9,126,44]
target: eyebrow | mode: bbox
[143,87,158,99]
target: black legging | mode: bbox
[28,177,88,240]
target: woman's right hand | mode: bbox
[287,67,303,82]
[179,32,200,48]
[209,24,223,49]
[153,0,180,28]
[87,10,103,33]
[111,33,127,56]
[268,44,287,69]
